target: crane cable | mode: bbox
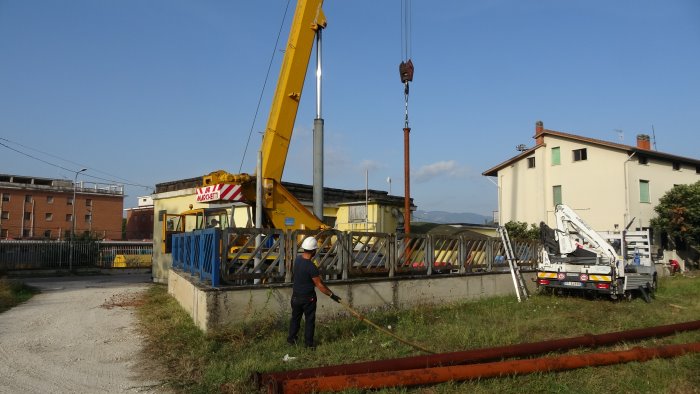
[399,0,414,129]
[238,0,293,173]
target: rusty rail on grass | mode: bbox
[280,342,700,393]
[256,319,700,392]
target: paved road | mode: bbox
[0,274,164,393]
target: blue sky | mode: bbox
[1,0,699,217]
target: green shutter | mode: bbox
[552,147,561,165]
[639,180,650,203]
[553,185,562,206]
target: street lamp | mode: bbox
[69,168,87,271]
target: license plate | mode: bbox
[563,281,583,287]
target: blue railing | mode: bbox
[172,228,220,287]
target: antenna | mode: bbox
[516,144,527,152]
[651,124,657,150]
[614,129,623,143]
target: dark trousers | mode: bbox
[288,294,317,347]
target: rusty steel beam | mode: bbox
[256,319,700,390]
[281,342,700,393]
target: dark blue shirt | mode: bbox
[292,255,319,296]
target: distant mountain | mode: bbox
[413,210,491,225]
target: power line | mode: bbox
[0,138,152,190]
[238,0,293,173]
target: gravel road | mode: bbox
[0,274,164,393]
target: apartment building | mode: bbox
[0,174,124,240]
[482,121,700,232]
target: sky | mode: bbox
[1,0,699,218]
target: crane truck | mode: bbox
[162,0,328,253]
[537,204,657,301]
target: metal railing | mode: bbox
[172,228,221,287]
[169,228,541,288]
[0,240,153,270]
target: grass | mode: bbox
[136,275,700,393]
[0,278,38,313]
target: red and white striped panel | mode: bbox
[195,183,243,203]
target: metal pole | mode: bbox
[69,168,87,271]
[255,148,263,284]
[403,127,411,234]
[313,29,324,221]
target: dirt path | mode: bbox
[0,274,165,393]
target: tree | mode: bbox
[503,221,540,240]
[650,181,700,250]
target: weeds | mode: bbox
[0,278,38,313]
[137,275,700,393]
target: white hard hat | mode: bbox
[301,236,318,251]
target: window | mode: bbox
[24,212,31,221]
[67,196,74,206]
[66,213,73,222]
[638,156,648,165]
[573,148,587,162]
[553,185,563,206]
[22,229,30,237]
[25,195,32,203]
[47,196,54,204]
[527,157,536,168]
[45,213,53,221]
[551,147,561,166]
[639,180,650,203]
[0,229,8,238]
[1,194,9,202]
[86,198,92,207]
[349,205,367,223]
[696,166,700,174]
[673,162,681,171]
[85,213,92,222]
[44,230,52,238]
[1,211,8,220]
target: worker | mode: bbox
[287,236,341,349]
[207,219,219,228]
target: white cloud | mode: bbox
[359,159,383,172]
[413,160,471,183]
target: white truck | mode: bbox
[537,204,657,301]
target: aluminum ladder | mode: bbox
[497,226,529,302]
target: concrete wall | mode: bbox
[168,269,536,332]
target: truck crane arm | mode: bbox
[552,204,618,264]
[202,0,328,230]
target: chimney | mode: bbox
[636,134,651,150]
[534,120,544,145]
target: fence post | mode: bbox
[285,230,293,283]
[340,232,349,280]
[458,235,466,274]
[211,229,220,287]
[388,235,395,277]
[486,238,494,272]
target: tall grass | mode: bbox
[0,278,38,313]
[137,275,700,393]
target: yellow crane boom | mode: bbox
[202,0,327,230]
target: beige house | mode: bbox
[483,121,700,233]
[151,176,411,283]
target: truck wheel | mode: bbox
[649,274,658,299]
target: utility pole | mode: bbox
[69,168,87,271]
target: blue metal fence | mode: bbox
[171,228,220,287]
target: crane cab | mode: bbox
[162,207,230,253]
